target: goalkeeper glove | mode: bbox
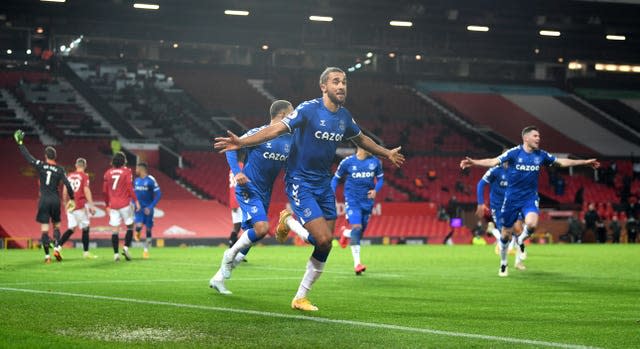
[13,129,24,145]
[66,200,76,213]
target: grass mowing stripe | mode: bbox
[0,286,602,349]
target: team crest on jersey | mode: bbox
[319,119,326,127]
[284,144,290,153]
[533,157,541,165]
[338,120,346,131]
[287,110,298,119]
[303,208,312,217]
[368,163,375,170]
[251,206,258,214]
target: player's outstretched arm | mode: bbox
[14,130,38,166]
[352,133,405,167]
[554,158,600,169]
[214,123,289,153]
[475,179,488,218]
[460,157,500,169]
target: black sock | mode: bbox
[135,226,142,234]
[229,231,238,247]
[41,232,50,255]
[111,233,119,253]
[124,229,133,247]
[82,227,90,252]
[146,228,152,240]
[59,229,73,246]
[53,228,61,247]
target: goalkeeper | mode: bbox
[13,130,75,264]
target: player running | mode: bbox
[214,67,404,311]
[331,146,384,275]
[461,126,598,277]
[210,100,305,294]
[227,162,244,247]
[133,162,162,259]
[103,151,140,262]
[56,157,97,259]
[14,130,75,263]
[475,162,518,258]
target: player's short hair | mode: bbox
[319,67,346,85]
[137,161,148,170]
[75,157,87,168]
[521,126,539,137]
[112,152,126,168]
[269,100,292,118]
[44,146,56,160]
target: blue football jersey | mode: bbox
[497,145,556,202]
[281,98,361,187]
[134,175,161,208]
[481,165,508,209]
[334,154,383,203]
[237,125,291,201]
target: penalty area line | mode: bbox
[0,287,600,349]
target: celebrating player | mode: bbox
[331,146,384,275]
[210,100,304,294]
[133,162,162,259]
[214,67,404,311]
[103,151,140,262]
[13,130,74,263]
[461,126,599,276]
[57,157,97,259]
[227,162,244,247]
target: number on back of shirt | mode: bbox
[70,178,81,192]
[111,174,121,190]
[45,171,52,186]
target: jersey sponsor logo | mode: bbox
[351,171,376,179]
[515,164,540,171]
[135,185,150,191]
[314,131,343,141]
[262,152,288,161]
[499,180,508,187]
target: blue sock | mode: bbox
[307,234,317,246]
[247,229,262,243]
[311,246,330,262]
[239,247,251,256]
[350,226,363,245]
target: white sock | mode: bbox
[228,232,253,259]
[232,252,246,268]
[509,236,517,250]
[518,226,531,245]
[295,257,325,300]
[515,250,522,265]
[343,229,352,238]
[491,228,501,241]
[123,246,129,251]
[500,239,508,266]
[351,245,361,267]
[212,269,223,282]
[286,216,310,242]
[144,238,151,250]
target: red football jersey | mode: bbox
[67,171,90,209]
[103,166,136,209]
[228,163,244,209]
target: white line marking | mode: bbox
[0,287,601,349]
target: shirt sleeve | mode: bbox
[476,179,488,205]
[128,171,137,203]
[334,157,349,179]
[374,159,384,192]
[103,171,110,206]
[497,147,516,165]
[281,105,308,132]
[344,116,362,140]
[149,176,162,209]
[226,150,242,176]
[542,150,557,166]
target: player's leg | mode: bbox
[498,201,520,277]
[290,184,336,311]
[121,206,135,261]
[49,202,63,262]
[346,204,366,274]
[134,208,144,242]
[40,222,52,263]
[229,208,243,247]
[517,202,540,260]
[109,208,122,261]
[142,209,154,259]
[498,227,512,277]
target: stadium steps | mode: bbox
[587,98,640,133]
[247,79,276,102]
[64,78,120,139]
[0,89,56,145]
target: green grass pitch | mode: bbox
[0,244,638,348]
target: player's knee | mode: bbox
[253,222,269,237]
[314,235,333,250]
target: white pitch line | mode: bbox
[0,287,601,349]
[0,277,303,286]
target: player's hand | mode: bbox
[135,201,141,211]
[475,204,486,218]
[460,157,475,169]
[13,129,24,145]
[387,146,405,168]
[66,200,76,213]
[234,173,250,186]
[88,206,96,216]
[144,207,151,215]
[214,130,242,153]
[585,159,600,169]
[367,190,377,200]
[106,207,111,216]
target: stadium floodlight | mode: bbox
[605,64,617,71]
[568,62,582,70]
[467,25,489,32]
[366,52,373,58]
[415,54,422,60]
[390,21,412,27]
[40,0,66,2]
[309,16,333,22]
[347,67,355,72]
[225,10,249,16]
[606,35,626,41]
[133,3,159,10]
[364,59,371,65]
[619,65,631,72]
[26,49,31,54]
[594,63,604,71]
[6,49,12,54]
[59,45,66,51]
[36,27,44,34]
[539,30,561,37]
[633,66,640,73]
[388,52,396,58]
[355,63,362,69]
[172,43,179,48]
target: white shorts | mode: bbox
[67,207,90,229]
[109,205,134,227]
[231,207,243,224]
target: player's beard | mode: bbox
[327,89,346,106]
